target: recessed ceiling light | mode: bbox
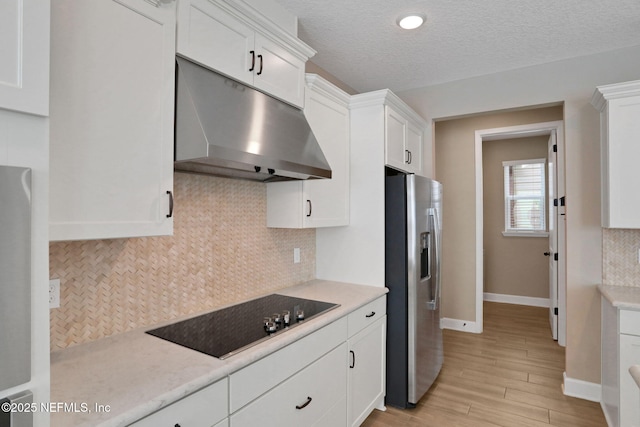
[397,14,426,30]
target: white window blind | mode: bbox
[503,159,546,233]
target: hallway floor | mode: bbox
[362,302,607,426]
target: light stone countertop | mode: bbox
[50,279,387,427]
[631,365,640,390]
[598,284,640,310]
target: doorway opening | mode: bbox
[475,121,566,346]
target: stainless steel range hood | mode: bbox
[174,56,331,182]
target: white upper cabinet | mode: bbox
[591,80,640,228]
[49,0,176,241]
[267,75,350,228]
[176,0,314,108]
[0,0,50,116]
[385,104,424,175]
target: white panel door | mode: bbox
[608,97,640,228]
[0,0,49,116]
[302,86,350,227]
[348,317,386,427]
[176,0,254,86]
[385,106,407,171]
[547,131,558,340]
[50,0,175,241]
[406,121,424,174]
[253,33,305,107]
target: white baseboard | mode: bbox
[484,292,550,308]
[563,372,601,402]
[441,318,482,334]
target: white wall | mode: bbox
[0,109,50,426]
[398,44,640,386]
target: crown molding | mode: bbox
[305,74,351,106]
[591,79,640,111]
[350,89,427,127]
[216,0,316,60]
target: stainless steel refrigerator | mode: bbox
[0,165,33,427]
[385,171,443,408]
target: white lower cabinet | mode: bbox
[601,297,640,427]
[347,297,386,427]
[129,297,386,427]
[230,343,347,427]
[128,378,228,427]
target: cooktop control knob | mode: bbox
[283,310,290,326]
[272,313,282,324]
[296,309,305,321]
[265,320,277,333]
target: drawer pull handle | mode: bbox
[296,396,312,410]
[365,311,376,318]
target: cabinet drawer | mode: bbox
[229,316,348,412]
[129,378,228,427]
[230,343,347,427]
[348,297,386,338]
[621,309,640,336]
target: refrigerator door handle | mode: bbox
[426,208,440,311]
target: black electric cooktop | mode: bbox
[146,294,339,359]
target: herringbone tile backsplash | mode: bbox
[603,228,640,287]
[49,173,315,351]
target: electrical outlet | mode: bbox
[49,279,60,309]
[293,248,301,264]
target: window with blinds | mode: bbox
[503,159,546,233]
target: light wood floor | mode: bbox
[362,302,607,427]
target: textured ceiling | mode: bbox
[275,0,640,93]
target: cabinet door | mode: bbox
[302,86,350,227]
[348,317,386,427]
[406,121,424,175]
[0,0,49,116]
[620,333,640,427]
[49,0,175,241]
[176,0,254,87]
[266,77,350,229]
[605,96,640,228]
[385,106,408,172]
[253,33,305,107]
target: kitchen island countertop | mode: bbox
[50,279,387,427]
[598,284,640,310]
